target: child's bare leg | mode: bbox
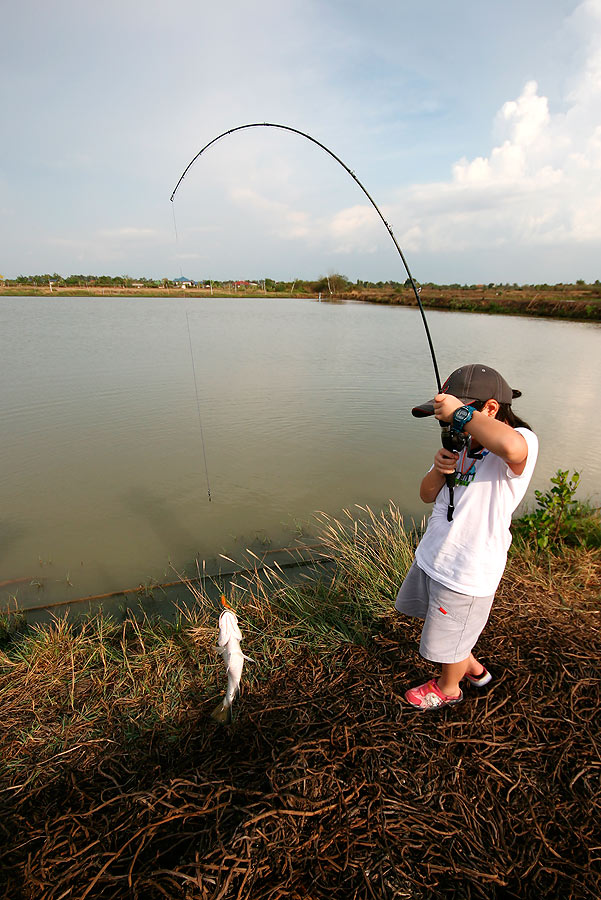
[437,660,469,697]
[465,653,485,677]
[438,654,486,696]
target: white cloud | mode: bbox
[97,227,160,240]
[309,1,601,261]
[229,186,311,240]
[328,205,380,254]
[45,226,167,264]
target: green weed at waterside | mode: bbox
[513,469,601,550]
[316,503,420,612]
[0,600,27,646]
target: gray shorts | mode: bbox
[395,561,495,664]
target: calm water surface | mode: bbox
[1,296,600,611]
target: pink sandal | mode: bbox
[405,679,463,711]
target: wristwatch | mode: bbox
[452,405,476,432]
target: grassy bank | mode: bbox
[0,502,600,899]
[2,283,601,321]
[375,283,601,321]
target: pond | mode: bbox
[1,295,599,613]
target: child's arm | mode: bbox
[420,447,459,502]
[433,393,529,475]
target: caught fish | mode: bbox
[211,597,252,725]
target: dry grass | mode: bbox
[0,506,599,899]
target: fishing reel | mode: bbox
[440,421,470,454]
[440,421,484,460]
[439,422,469,523]
[439,422,483,521]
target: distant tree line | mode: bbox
[6,274,164,288]
[3,273,600,291]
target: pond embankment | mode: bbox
[1,503,599,899]
[359,283,601,321]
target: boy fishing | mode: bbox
[396,364,538,710]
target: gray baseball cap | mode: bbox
[412,364,522,418]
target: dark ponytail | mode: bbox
[495,402,532,431]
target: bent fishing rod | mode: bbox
[171,122,458,518]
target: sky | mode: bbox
[1,0,600,284]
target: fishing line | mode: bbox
[171,202,184,279]
[185,310,212,502]
[171,124,457,515]
[170,122,443,393]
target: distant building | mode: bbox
[173,276,197,288]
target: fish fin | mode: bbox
[242,654,254,663]
[211,701,232,725]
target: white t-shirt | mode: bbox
[414,428,538,596]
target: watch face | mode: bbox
[456,407,470,421]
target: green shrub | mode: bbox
[513,469,601,550]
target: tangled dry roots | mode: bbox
[1,566,599,900]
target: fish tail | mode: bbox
[211,700,232,725]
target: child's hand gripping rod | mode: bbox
[439,422,457,522]
[439,416,472,522]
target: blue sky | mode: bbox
[1,0,600,283]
